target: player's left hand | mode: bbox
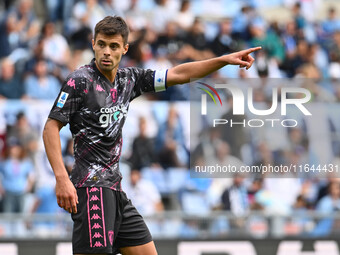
[225,46,261,70]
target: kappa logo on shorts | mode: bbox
[90,187,99,192]
[93,232,103,238]
[90,195,100,201]
[92,223,102,229]
[91,214,101,220]
[93,241,104,247]
[91,204,100,211]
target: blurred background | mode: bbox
[1,0,340,254]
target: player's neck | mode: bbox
[95,62,117,83]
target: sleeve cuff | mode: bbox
[154,69,168,92]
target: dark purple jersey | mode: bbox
[48,59,167,190]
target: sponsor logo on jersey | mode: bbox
[99,105,128,128]
[57,92,69,108]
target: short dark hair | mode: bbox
[94,16,129,45]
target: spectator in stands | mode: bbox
[128,116,158,170]
[68,0,105,50]
[6,111,39,161]
[180,18,215,61]
[296,64,335,102]
[218,96,247,159]
[212,141,244,172]
[124,0,148,31]
[253,142,275,175]
[2,0,16,10]
[221,173,249,216]
[281,39,310,77]
[23,38,61,80]
[312,182,340,236]
[262,176,302,215]
[232,5,252,40]
[71,0,106,32]
[41,21,70,67]
[174,0,194,31]
[0,57,24,99]
[124,169,164,216]
[152,21,184,63]
[309,43,329,76]
[0,137,35,213]
[291,2,306,32]
[100,0,125,19]
[45,0,74,26]
[247,178,264,208]
[250,18,285,64]
[192,127,222,168]
[4,0,40,53]
[155,106,188,168]
[23,59,61,99]
[211,18,241,56]
[322,7,340,37]
[150,0,175,33]
[328,31,340,63]
[0,15,13,58]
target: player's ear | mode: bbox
[123,44,129,55]
[92,39,95,50]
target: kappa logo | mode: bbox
[90,204,100,211]
[67,78,76,89]
[91,214,101,220]
[92,232,103,239]
[90,195,100,201]
[92,223,102,229]
[96,84,105,92]
[93,241,104,247]
[89,187,99,192]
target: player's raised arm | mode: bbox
[166,47,261,87]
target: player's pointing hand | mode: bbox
[224,46,262,70]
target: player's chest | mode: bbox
[82,80,130,128]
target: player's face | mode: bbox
[92,33,129,75]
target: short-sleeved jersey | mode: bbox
[48,59,167,190]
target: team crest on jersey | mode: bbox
[110,89,117,103]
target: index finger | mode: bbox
[244,46,262,54]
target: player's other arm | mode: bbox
[166,47,261,87]
[42,118,78,214]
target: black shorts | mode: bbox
[71,187,152,254]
